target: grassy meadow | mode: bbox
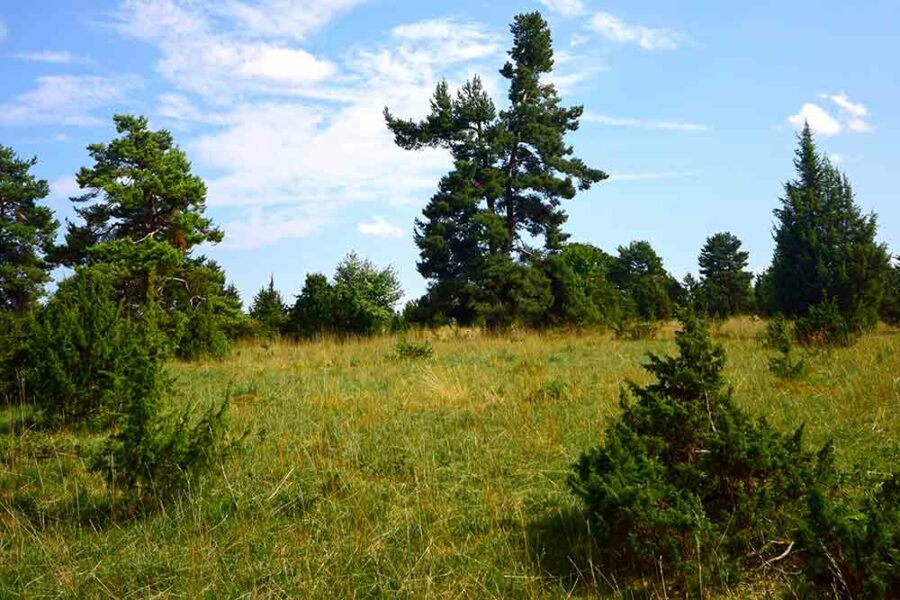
[2,318,899,597]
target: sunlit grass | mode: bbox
[2,318,899,597]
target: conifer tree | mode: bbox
[385,12,606,324]
[609,240,672,321]
[0,146,58,312]
[697,232,754,318]
[769,123,889,330]
[249,275,287,335]
[55,114,223,265]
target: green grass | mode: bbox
[2,318,899,597]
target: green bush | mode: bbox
[796,298,855,347]
[796,475,900,598]
[569,311,828,592]
[0,310,31,404]
[176,296,230,360]
[28,270,152,426]
[395,338,434,360]
[765,316,807,379]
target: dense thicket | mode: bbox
[0,146,58,313]
[767,123,890,334]
[386,12,606,327]
[881,258,900,326]
[287,253,402,337]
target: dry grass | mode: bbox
[2,317,899,597]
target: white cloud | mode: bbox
[49,176,81,200]
[789,93,873,136]
[583,112,709,131]
[822,92,867,118]
[538,0,585,17]
[221,206,331,249]
[0,75,139,126]
[14,50,80,64]
[114,0,339,98]
[589,12,685,51]
[828,153,844,165]
[225,0,367,40]
[358,216,405,238]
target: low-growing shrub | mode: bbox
[569,311,830,592]
[395,338,434,360]
[89,352,235,500]
[796,475,900,599]
[28,270,152,426]
[765,316,808,379]
[796,298,855,347]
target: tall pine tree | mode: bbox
[55,114,223,265]
[385,12,606,325]
[0,146,58,313]
[697,232,754,318]
[769,123,889,330]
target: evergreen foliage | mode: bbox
[545,243,623,327]
[0,310,32,403]
[55,115,222,265]
[881,257,900,326]
[0,145,58,313]
[249,275,287,335]
[769,123,889,333]
[765,315,807,379]
[609,240,673,321]
[385,12,606,325]
[697,232,754,318]
[796,475,900,598]
[287,253,402,336]
[27,269,152,426]
[569,311,829,591]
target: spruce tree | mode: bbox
[769,123,889,331]
[385,12,606,325]
[55,114,223,265]
[249,275,287,335]
[697,232,754,318]
[0,146,58,312]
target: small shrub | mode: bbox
[569,311,829,592]
[176,297,230,360]
[28,270,150,426]
[395,338,434,359]
[765,316,808,379]
[796,475,900,599]
[89,357,235,499]
[796,298,855,347]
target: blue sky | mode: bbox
[1,0,897,305]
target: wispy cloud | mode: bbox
[0,75,140,126]
[583,112,709,132]
[14,50,87,64]
[537,0,585,17]
[358,216,405,238]
[588,12,685,51]
[0,18,8,42]
[788,92,873,136]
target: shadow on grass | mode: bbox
[524,507,657,599]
